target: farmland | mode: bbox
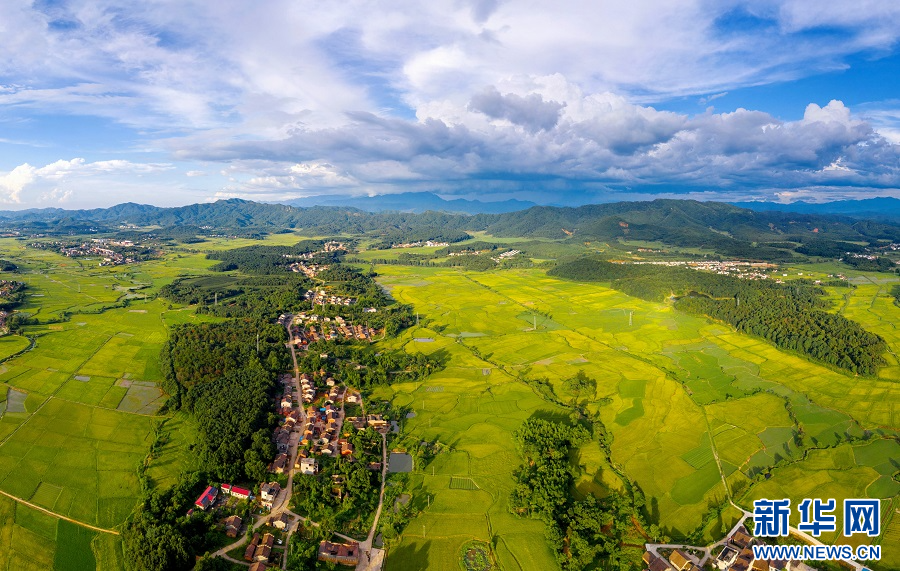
[0,223,897,570]
[0,238,228,569]
[371,263,900,570]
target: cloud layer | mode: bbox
[1,0,900,206]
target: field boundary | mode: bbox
[0,488,120,535]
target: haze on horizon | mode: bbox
[1,0,900,210]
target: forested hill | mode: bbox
[2,198,899,257]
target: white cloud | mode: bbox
[1,1,900,206]
[0,158,173,204]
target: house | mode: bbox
[260,482,282,508]
[751,560,770,571]
[244,533,260,561]
[249,563,268,571]
[221,484,252,500]
[642,551,673,571]
[346,393,360,404]
[254,533,276,562]
[194,486,218,510]
[224,515,242,538]
[269,512,291,530]
[715,546,738,569]
[300,457,318,475]
[669,550,699,571]
[366,414,388,431]
[270,453,290,473]
[317,540,360,566]
[730,528,753,549]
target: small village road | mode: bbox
[0,488,119,535]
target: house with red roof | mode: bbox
[194,486,218,510]
[221,483,252,500]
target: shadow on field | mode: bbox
[387,541,431,570]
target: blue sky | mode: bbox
[1,0,899,209]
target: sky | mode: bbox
[1,1,900,209]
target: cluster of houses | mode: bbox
[296,322,381,344]
[643,527,813,571]
[447,249,487,257]
[305,289,355,306]
[317,540,360,566]
[491,249,521,262]
[34,239,143,266]
[244,532,276,564]
[391,240,449,248]
[191,481,282,515]
[299,402,347,457]
[623,260,778,280]
[289,261,329,277]
[346,414,389,433]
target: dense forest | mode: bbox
[205,240,334,272]
[124,318,286,571]
[550,258,887,375]
[158,319,288,477]
[510,418,637,571]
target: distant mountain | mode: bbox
[280,191,536,214]
[732,197,900,221]
[1,198,898,261]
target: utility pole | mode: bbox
[214,292,218,306]
[533,313,537,331]
[256,333,260,354]
[629,311,633,326]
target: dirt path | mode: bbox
[0,488,120,535]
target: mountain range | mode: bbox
[1,198,898,262]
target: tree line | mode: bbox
[510,417,638,571]
[550,258,887,375]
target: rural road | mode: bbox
[0,488,120,535]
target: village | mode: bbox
[288,311,382,345]
[29,238,146,265]
[621,259,779,280]
[285,241,348,277]
[642,515,864,571]
[390,240,449,248]
[188,313,390,570]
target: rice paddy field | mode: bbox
[1,232,899,570]
[0,239,222,570]
[373,264,900,570]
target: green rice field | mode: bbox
[373,264,900,570]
